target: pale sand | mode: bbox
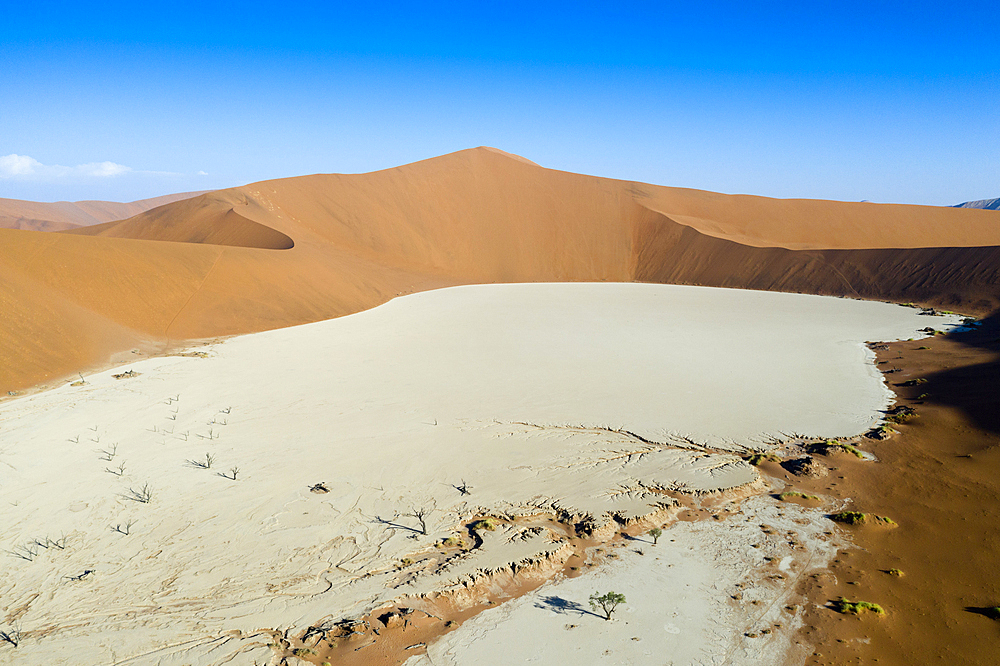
[406,496,837,666]
[0,284,955,664]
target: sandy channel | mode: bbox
[0,283,956,665]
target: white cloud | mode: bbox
[0,154,43,177]
[0,154,133,180]
[77,161,132,177]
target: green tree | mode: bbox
[649,527,662,545]
[589,591,626,620]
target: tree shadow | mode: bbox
[533,595,604,619]
[621,533,651,544]
[373,516,424,535]
[965,606,1000,620]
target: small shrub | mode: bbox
[589,591,626,620]
[807,441,864,458]
[441,536,465,548]
[470,518,498,532]
[830,511,866,525]
[829,512,895,526]
[840,444,865,459]
[780,491,820,501]
[832,598,885,615]
[747,453,780,466]
[886,568,904,576]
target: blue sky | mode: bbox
[1,1,997,204]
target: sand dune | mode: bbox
[2,147,999,393]
[0,191,209,232]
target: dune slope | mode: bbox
[0,191,209,232]
[2,147,999,393]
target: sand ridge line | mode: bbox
[5,147,1000,394]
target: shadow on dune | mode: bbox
[964,606,1000,620]
[918,309,1000,436]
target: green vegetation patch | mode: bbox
[840,444,865,458]
[470,518,498,532]
[807,440,865,458]
[832,598,885,615]
[746,453,781,466]
[780,491,820,501]
[829,511,895,526]
[830,511,867,525]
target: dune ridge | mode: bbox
[2,146,999,393]
[0,191,209,232]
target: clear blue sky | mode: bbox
[1,1,997,204]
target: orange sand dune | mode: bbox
[0,190,209,232]
[2,147,999,392]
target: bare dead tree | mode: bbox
[124,483,153,503]
[217,467,239,481]
[7,543,38,561]
[65,569,95,581]
[106,461,126,476]
[404,508,431,535]
[111,520,135,535]
[0,623,20,647]
[187,453,215,469]
[454,480,472,496]
[98,443,118,461]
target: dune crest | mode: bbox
[65,201,295,250]
[2,146,999,393]
[0,191,209,232]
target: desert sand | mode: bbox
[0,283,954,665]
[0,191,208,232]
[772,312,1000,666]
[3,147,999,394]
